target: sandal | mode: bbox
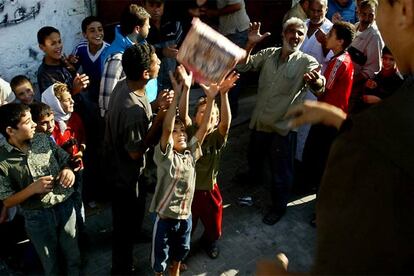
[205,241,220,259]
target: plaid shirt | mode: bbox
[99,53,125,117]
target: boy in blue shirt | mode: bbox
[37,26,89,95]
[70,16,109,104]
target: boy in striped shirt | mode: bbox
[150,65,218,276]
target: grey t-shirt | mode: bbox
[105,79,153,189]
[217,0,250,35]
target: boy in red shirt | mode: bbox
[362,46,404,106]
[302,21,355,225]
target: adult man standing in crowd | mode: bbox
[144,0,183,92]
[284,0,414,272]
[237,18,325,225]
[301,0,333,70]
[327,0,358,23]
[348,0,384,113]
[297,0,333,163]
[283,0,309,22]
[105,44,170,274]
[99,4,154,117]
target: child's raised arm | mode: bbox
[160,72,183,152]
[176,65,193,127]
[218,71,239,137]
[195,83,220,144]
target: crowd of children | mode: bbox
[0,0,409,275]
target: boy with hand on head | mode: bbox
[0,103,80,275]
[10,75,35,105]
[178,69,239,259]
[37,26,89,95]
[150,65,219,276]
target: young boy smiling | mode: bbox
[10,75,35,105]
[150,66,218,276]
[0,103,79,275]
[71,16,109,104]
[37,26,89,96]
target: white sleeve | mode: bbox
[0,78,15,104]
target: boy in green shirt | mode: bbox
[179,71,239,258]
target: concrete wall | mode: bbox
[0,0,96,86]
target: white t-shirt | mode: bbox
[301,19,334,73]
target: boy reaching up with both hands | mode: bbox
[150,65,220,276]
[178,68,239,259]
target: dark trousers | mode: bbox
[348,80,366,114]
[302,124,338,193]
[151,215,192,273]
[248,130,297,213]
[111,180,147,274]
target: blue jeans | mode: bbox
[248,130,297,213]
[151,215,192,273]
[22,196,80,275]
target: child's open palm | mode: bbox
[200,83,220,99]
[169,70,183,97]
[219,71,240,94]
[176,65,193,90]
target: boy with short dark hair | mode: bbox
[105,43,169,274]
[29,102,55,136]
[37,26,89,95]
[0,103,80,275]
[10,75,35,105]
[71,16,109,104]
[99,4,155,117]
[144,0,184,91]
[362,46,404,105]
[69,16,110,207]
[302,21,355,223]
[178,70,239,259]
[150,66,218,276]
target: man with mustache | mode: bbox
[236,18,325,225]
[283,0,414,272]
[348,0,384,113]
